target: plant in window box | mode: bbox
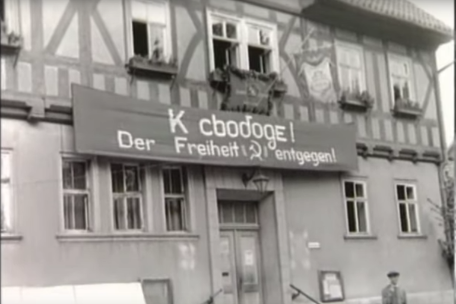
[392,98,422,118]
[126,40,178,78]
[209,67,228,90]
[338,89,374,111]
[0,21,22,50]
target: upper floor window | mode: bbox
[395,183,420,234]
[62,159,91,231]
[1,0,20,34]
[1,151,12,233]
[388,55,415,102]
[335,41,366,94]
[111,163,144,231]
[162,166,189,232]
[130,0,171,60]
[207,11,279,74]
[343,180,370,234]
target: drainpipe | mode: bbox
[432,54,454,288]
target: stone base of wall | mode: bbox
[345,290,454,304]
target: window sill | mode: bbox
[344,234,378,240]
[338,98,372,112]
[1,233,23,241]
[125,57,178,80]
[56,232,200,242]
[397,234,427,240]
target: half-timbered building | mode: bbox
[1,0,453,303]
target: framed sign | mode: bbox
[318,270,345,302]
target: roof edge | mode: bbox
[329,0,454,39]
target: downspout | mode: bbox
[431,50,453,287]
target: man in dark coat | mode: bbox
[382,271,407,304]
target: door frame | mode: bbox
[219,227,264,304]
[204,166,290,304]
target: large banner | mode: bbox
[222,68,274,115]
[72,85,358,171]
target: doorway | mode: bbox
[218,201,262,304]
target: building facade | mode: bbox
[1,0,454,304]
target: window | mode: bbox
[111,163,143,230]
[1,151,12,233]
[343,181,370,234]
[218,201,258,225]
[246,22,274,74]
[62,160,91,231]
[163,167,188,231]
[388,55,414,102]
[130,0,171,60]
[207,11,279,73]
[395,184,420,234]
[335,42,366,94]
[1,0,20,34]
[210,15,241,70]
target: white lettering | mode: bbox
[240,116,252,138]
[275,126,286,142]
[199,119,213,136]
[197,114,290,152]
[169,110,188,134]
[226,120,239,138]
[252,122,263,139]
[175,137,188,153]
[117,130,155,151]
[213,114,226,137]
[134,138,145,150]
[118,130,133,149]
[275,147,337,167]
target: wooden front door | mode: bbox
[218,201,262,304]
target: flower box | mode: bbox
[126,55,178,79]
[392,98,422,119]
[338,90,374,112]
[0,22,22,53]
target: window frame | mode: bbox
[109,162,145,232]
[335,40,367,94]
[394,182,421,235]
[341,179,371,235]
[60,157,93,233]
[206,9,280,73]
[1,150,14,234]
[161,166,190,233]
[127,0,172,60]
[387,53,416,104]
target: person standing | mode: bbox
[382,271,407,304]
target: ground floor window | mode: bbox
[395,183,419,234]
[343,180,370,234]
[62,159,91,231]
[111,163,144,230]
[162,166,189,231]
